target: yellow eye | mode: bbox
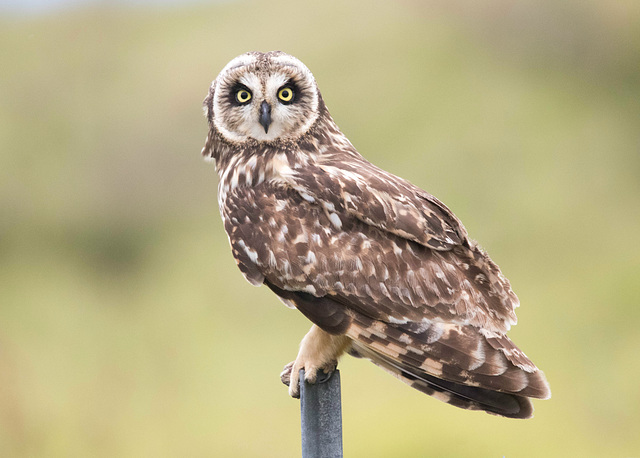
[278,87,294,103]
[235,89,252,104]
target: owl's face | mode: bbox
[207,52,320,144]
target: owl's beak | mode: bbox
[259,101,272,133]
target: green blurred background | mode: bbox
[1,0,639,456]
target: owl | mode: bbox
[201,51,550,418]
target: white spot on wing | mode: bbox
[388,316,409,325]
[300,192,315,203]
[329,212,342,229]
[323,202,336,212]
[301,285,317,295]
[237,240,259,264]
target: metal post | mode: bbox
[300,369,343,458]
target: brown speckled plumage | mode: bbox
[202,51,550,418]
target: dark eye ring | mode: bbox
[235,89,252,104]
[277,86,295,104]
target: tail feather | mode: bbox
[344,308,550,417]
[351,342,534,419]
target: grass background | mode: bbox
[1,0,639,456]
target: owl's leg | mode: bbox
[280,325,351,398]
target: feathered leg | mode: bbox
[281,325,351,398]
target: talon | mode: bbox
[305,360,337,384]
[289,369,301,398]
[304,366,318,384]
[281,361,301,398]
[315,368,333,384]
[280,361,294,386]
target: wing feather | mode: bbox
[285,154,468,251]
[224,181,518,333]
[222,178,550,416]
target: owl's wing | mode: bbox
[281,155,521,332]
[287,155,468,251]
[225,179,518,333]
[224,181,549,417]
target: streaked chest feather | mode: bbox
[216,149,308,213]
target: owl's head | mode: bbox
[204,51,322,144]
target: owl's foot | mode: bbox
[280,359,337,398]
[280,361,295,386]
[279,325,351,398]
